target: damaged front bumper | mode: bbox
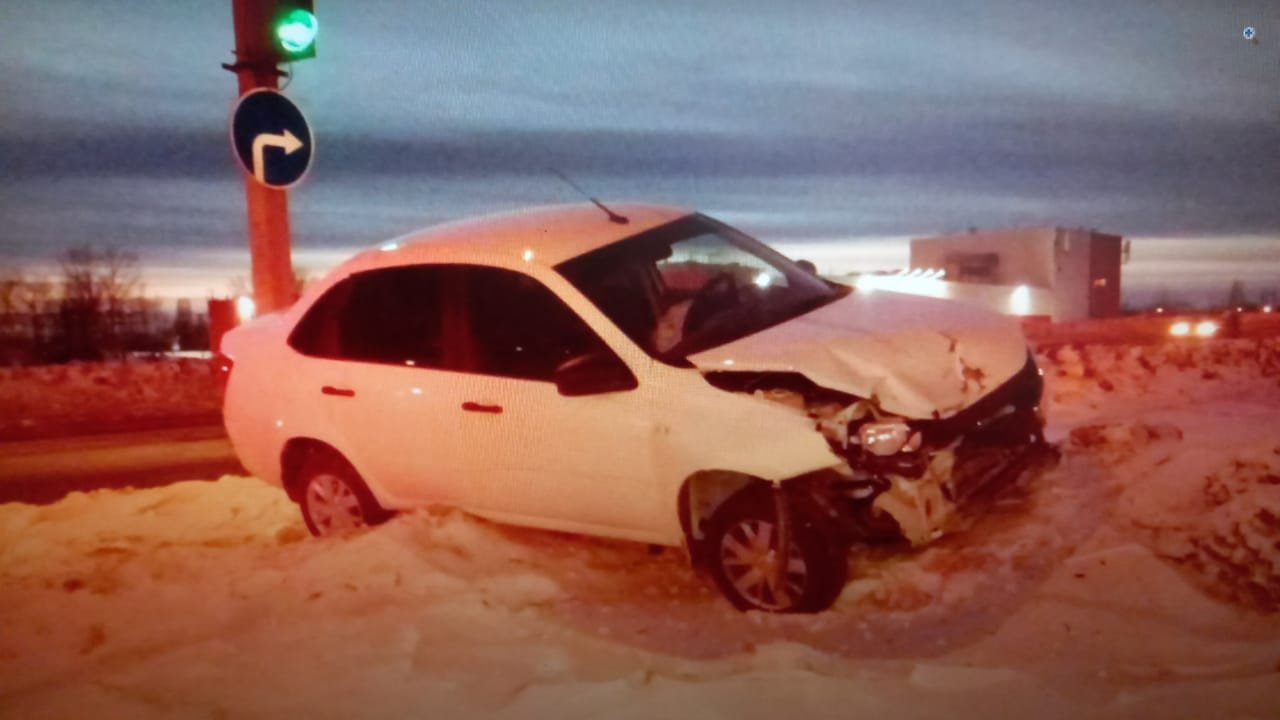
[785,355,1057,546]
[865,437,1059,545]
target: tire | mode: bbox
[296,450,391,537]
[702,489,847,613]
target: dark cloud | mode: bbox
[5,97,1276,240]
[1,0,1278,302]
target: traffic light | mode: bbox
[272,2,317,62]
[232,0,317,66]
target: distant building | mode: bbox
[909,227,1124,322]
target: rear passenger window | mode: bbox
[460,267,613,381]
[290,266,445,367]
[288,279,351,358]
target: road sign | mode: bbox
[230,89,313,188]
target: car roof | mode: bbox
[340,203,692,274]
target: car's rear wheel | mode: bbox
[297,452,390,537]
[703,489,847,613]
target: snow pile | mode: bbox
[1040,339,1280,615]
[1068,421,1280,614]
[3,340,1280,718]
[0,359,221,439]
[1035,338,1280,411]
[1139,456,1280,613]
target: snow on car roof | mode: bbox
[345,203,691,272]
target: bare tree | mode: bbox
[61,246,141,308]
[0,271,60,364]
[58,246,143,360]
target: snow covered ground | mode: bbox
[2,340,1279,719]
[0,359,221,440]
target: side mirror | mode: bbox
[553,351,638,397]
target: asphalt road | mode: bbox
[0,425,244,505]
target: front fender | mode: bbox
[663,388,842,482]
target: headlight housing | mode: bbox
[859,421,923,456]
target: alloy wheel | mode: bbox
[718,517,808,611]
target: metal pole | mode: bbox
[229,0,295,314]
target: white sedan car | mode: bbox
[222,203,1052,613]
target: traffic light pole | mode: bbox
[227,0,296,314]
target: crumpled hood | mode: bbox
[688,290,1031,419]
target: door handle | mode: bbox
[461,401,502,414]
[321,385,356,397]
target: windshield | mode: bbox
[556,214,847,362]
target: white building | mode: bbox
[904,227,1124,322]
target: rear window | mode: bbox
[289,266,445,367]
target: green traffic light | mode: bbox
[275,8,318,54]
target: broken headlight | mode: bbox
[858,422,923,456]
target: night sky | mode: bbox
[1,1,1278,305]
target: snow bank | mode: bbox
[2,340,1280,718]
[1035,338,1280,419]
[0,359,221,439]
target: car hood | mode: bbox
[687,290,1031,419]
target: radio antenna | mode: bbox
[548,167,629,225]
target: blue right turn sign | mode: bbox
[229,89,314,189]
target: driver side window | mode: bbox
[458,266,617,382]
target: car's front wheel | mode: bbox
[703,489,847,613]
[297,452,390,537]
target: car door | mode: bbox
[444,265,666,538]
[312,265,478,508]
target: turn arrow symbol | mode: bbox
[250,129,305,184]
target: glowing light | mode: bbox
[1009,285,1032,316]
[274,419,284,429]
[522,248,535,262]
[1169,321,1191,337]
[1235,306,1243,313]
[379,241,400,252]
[1194,320,1218,338]
[235,296,256,322]
[722,359,735,366]
[410,387,423,396]
[1155,307,1164,314]
[275,8,318,54]
[1264,305,1273,314]
[753,272,772,289]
